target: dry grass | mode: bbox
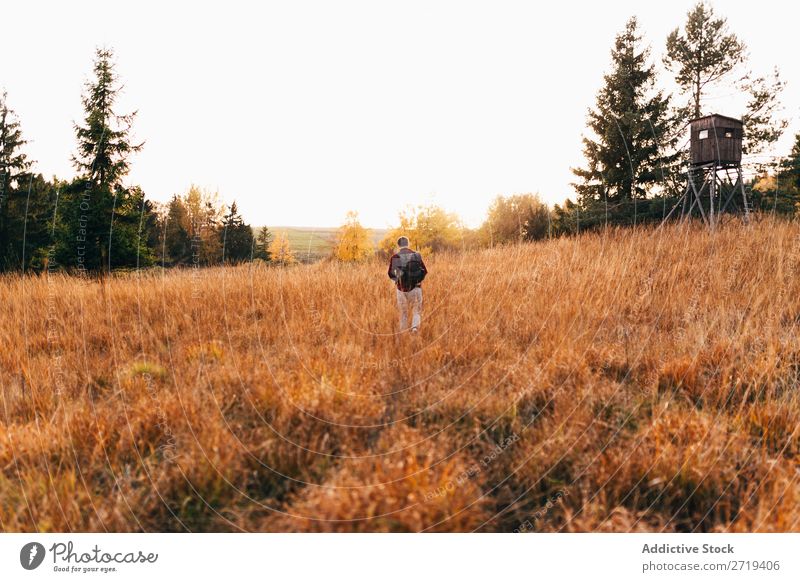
[1,219,799,532]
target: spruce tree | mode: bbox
[16,174,61,271]
[572,17,680,224]
[0,91,33,270]
[72,48,142,189]
[200,199,223,265]
[0,91,29,192]
[164,194,192,265]
[254,226,272,262]
[220,201,254,264]
[521,198,552,241]
[61,47,147,272]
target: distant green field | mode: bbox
[259,226,388,262]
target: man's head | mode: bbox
[397,236,409,249]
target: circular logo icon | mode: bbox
[20,542,46,570]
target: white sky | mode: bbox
[2,0,798,228]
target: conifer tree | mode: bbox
[220,201,254,263]
[60,47,148,272]
[0,91,29,192]
[254,226,273,262]
[665,2,785,155]
[0,91,33,270]
[572,17,680,217]
[164,194,192,265]
[665,2,746,120]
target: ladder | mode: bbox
[742,187,753,222]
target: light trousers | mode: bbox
[396,286,423,331]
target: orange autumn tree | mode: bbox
[333,211,374,262]
[380,204,463,255]
[268,231,296,265]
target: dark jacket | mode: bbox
[388,247,428,292]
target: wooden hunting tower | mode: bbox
[689,114,743,167]
[663,113,750,228]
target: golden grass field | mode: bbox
[1,219,799,532]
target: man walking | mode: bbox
[388,236,427,333]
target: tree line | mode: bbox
[0,46,553,272]
[309,3,800,250]
[2,3,800,273]
[0,48,273,274]
[338,1,800,259]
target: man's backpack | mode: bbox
[392,252,426,289]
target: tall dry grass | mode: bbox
[1,219,798,532]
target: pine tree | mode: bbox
[572,17,680,222]
[60,47,148,272]
[665,2,746,119]
[5,174,60,271]
[0,91,33,270]
[742,70,788,157]
[665,3,785,156]
[254,226,272,262]
[139,196,161,260]
[112,185,156,267]
[164,195,192,265]
[551,199,580,237]
[200,199,223,265]
[72,48,142,188]
[521,197,552,241]
[334,211,373,262]
[0,91,29,192]
[220,201,254,264]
